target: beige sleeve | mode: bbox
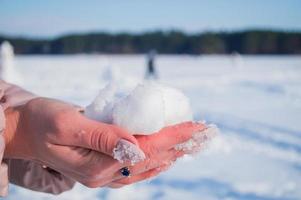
[7,159,75,194]
[0,80,75,196]
[0,118,9,196]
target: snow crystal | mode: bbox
[174,124,219,154]
[113,139,146,165]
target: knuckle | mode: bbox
[24,97,43,110]
[90,126,113,152]
[54,109,74,124]
[145,145,159,159]
[140,137,159,158]
[52,110,75,134]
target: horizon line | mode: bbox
[1,27,301,40]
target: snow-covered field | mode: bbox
[5,55,301,200]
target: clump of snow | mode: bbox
[85,82,217,163]
[86,82,193,134]
[113,139,146,165]
[175,124,219,154]
[112,83,165,134]
[85,84,117,123]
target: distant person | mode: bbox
[231,51,244,69]
[145,50,158,80]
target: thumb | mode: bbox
[71,120,145,164]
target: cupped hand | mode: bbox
[3,97,205,189]
[4,97,141,187]
[107,122,205,188]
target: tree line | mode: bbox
[1,30,300,55]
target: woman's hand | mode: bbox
[3,97,204,188]
[108,122,205,188]
[4,97,142,187]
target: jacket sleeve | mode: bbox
[0,80,75,196]
[0,110,8,196]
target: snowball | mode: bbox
[85,82,217,163]
[112,83,166,134]
[159,85,193,127]
[85,84,117,123]
[86,82,193,134]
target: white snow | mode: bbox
[174,124,219,154]
[85,81,214,163]
[86,82,193,134]
[0,41,22,84]
[85,84,118,123]
[113,139,146,165]
[5,55,301,200]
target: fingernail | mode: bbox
[113,139,146,165]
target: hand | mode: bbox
[3,97,205,188]
[108,122,205,188]
[3,97,141,187]
[0,81,76,195]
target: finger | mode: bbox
[42,143,126,183]
[129,148,181,175]
[67,148,182,188]
[70,119,143,158]
[143,121,206,151]
[78,147,183,188]
[108,168,160,188]
[108,162,173,188]
[110,147,183,182]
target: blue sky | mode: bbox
[0,0,300,38]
